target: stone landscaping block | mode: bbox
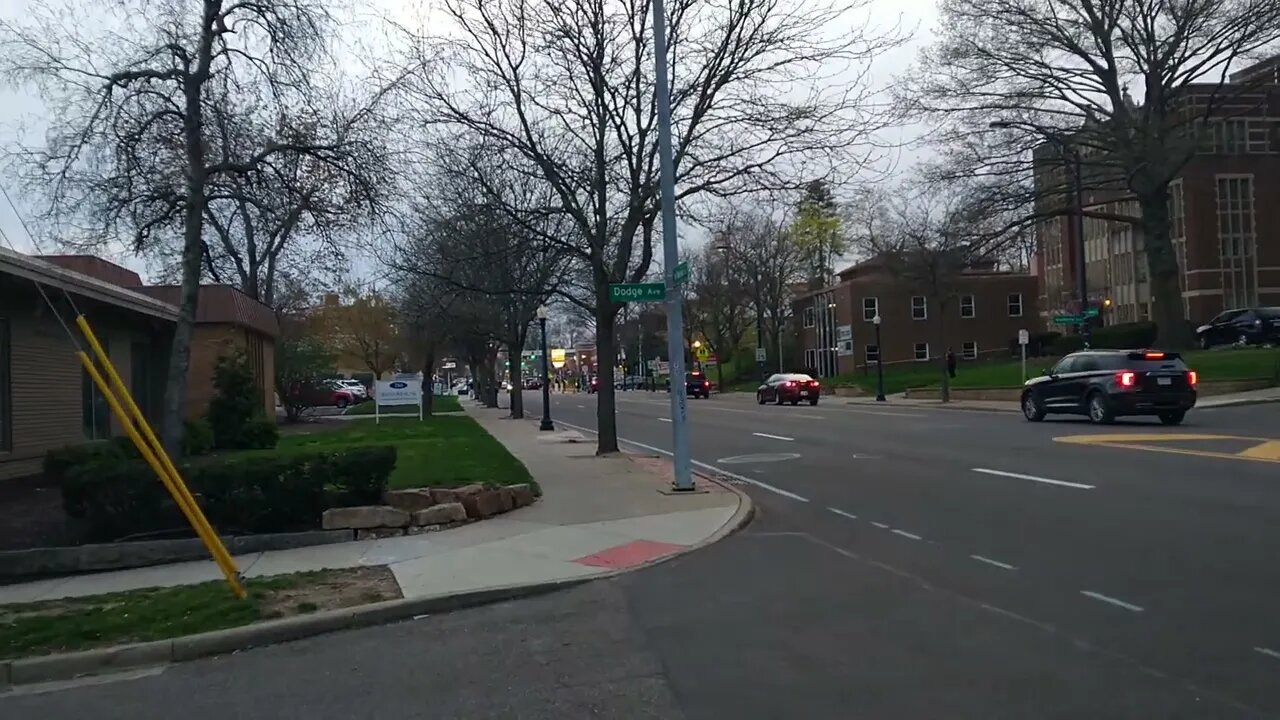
[454,483,486,497]
[356,527,406,540]
[383,489,436,512]
[461,490,506,520]
[496,487,515,513]
[507,483,536,508]
[322,506,411,530]
[412,502,467,526]
[427,487,460,504]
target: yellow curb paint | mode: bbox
[1240,440,1280,461]
[1054,433,1280,464]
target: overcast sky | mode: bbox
[0,0,938,283]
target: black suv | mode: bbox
[1196,306,1280,348]
[1021,349,1198,425]
[686,371,711,399]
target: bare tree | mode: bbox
[906,0,1280,347]
[722,206,807,377]
[1,0,360,451]
[385,0,902,453]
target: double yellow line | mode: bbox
[75,315,246,599]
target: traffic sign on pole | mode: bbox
[609,283,666,303]
[673,261,689,286]
[1052,314,1088,325]
[695,344,710,362]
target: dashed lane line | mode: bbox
[752,432,795,441]
[970,554,1018,571]
[972,467,1095,490]
[827,507,858,520]
[1080,590,1145,612]
[891,529,924,541]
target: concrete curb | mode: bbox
[0,464,755,690]
[844,400,1019,414]
[1196,396,1280,410]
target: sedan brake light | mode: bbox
[1187,370,1198,386]
[1117,371,1136,388]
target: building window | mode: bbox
[865,344,880,363]
[1212,119,1247,154]
[913,342,929,361]
[1216,175,1258,308]
[862,297,878,322]
[1007,293,1023,317]
[911,296,927,320]
[804,348,817,371]
[82,339,111,440]
[0,318,9,451]
[1246,120,1272,154]
[962,341,978,360]
[803,306,815,328]
[960,294,975,318]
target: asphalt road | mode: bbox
[5,391,1278,718]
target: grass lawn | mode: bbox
[344,395,462,415]
[829,347,1280,395]
[0,567,400,659]
[275,416,534,491]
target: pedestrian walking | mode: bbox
[946,348,957,379]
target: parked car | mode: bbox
[756,373,821,406]
[1196,306,1280,348]
[334,379,368,399]
[1021,349,1197,425]
[288,380,361,409]
[685,371,711,399]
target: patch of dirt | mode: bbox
[258,565,402,619]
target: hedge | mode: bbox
[61,445,397,542]
[1050,321,1159,355]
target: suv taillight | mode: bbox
[1117,371,1136,388]
[1187,370,1198,386]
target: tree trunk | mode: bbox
[594,303,620,455]
[507,351,524,419]
[1138,192,1193,349]
[937,304,950,403]
[421,348,436,416]
[468,362,481,403]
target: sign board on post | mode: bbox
[609,283,666,303]
[755,347,767,363]
[1052,314,1088,325]
[694,344,710,362]
[1018,329,1030,345]
[836,325,853,357]
[673,261,690,286]
[374,376,423,424]
[1018,329,1029,383]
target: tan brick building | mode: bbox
[793,257,1040,377]
[0,249,277,481]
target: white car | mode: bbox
[336,379,369,399]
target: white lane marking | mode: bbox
[891,529,924,541]
[970,554,1018,571]
[552,419,810,502]
[972,468,1095,490]
[658,417,672,423]
[753,432,795,441]
[1254,647,1280,660]
[1080,590,1144,612]
[576,404,585,408]
[870,521,890,529]
[827,507,859,520]
[796,413,824,419]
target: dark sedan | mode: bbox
[756,373,821,406]
[1021,349,1197,425]
[1196,306,1280,348]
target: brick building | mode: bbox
[0,249,277,481]
[793,256,1040,377]
[1034,56,1280,327]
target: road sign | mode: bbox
[1052,314,1087,325]
[1018,329,1030,345]
[609,282,666,303]
[1084,308,1100,318]
[755,347,767,362]
[695,344,710,362]
[673,261,689,286]
[704,356,718,367]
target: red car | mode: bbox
[287,380,360,409]
[756,373,821,406]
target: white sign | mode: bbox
[1018,329,1030,346]
[374,378,423,423]
[836,325,852,341]
[755,347,767,363]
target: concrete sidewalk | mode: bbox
[0,406,746,606]
[840,385,1280,412]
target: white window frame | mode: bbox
[1007,293,1023,317]
[865,344,880,363]
[960,294,975,319]
[961,341,978,360]
[804,348,817,369]
[862,297,878,322]
[911,296,927,320]
[913,342,929,361]
[803,306,815,328]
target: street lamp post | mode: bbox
[990,119,1090,348]
[873,314,886,402]
[536,305,554,431]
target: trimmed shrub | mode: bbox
[1051,321,1158,355]
[62,445,398,541]
[238,418,279,450]
[183,419,215,456]
[207,352,272,450]
[47,442,129,518]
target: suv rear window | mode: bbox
[1256,307,1280,319]
[1122,352,1188,371]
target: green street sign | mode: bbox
[1084,308,1099,318]
[1052,314,1087,325]
[609,282,666,303]
[673,261,690,285]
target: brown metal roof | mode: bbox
[136,285,280,338]
[34,255,144,288]
[0,247,178,320]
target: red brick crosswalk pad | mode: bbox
[573,540,687,570]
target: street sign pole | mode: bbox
[650,0,693,492]
[1018,329,1029,383]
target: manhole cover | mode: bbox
[716,452,801,464]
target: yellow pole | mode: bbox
[74,317,234,572]
[75,336,245,598]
